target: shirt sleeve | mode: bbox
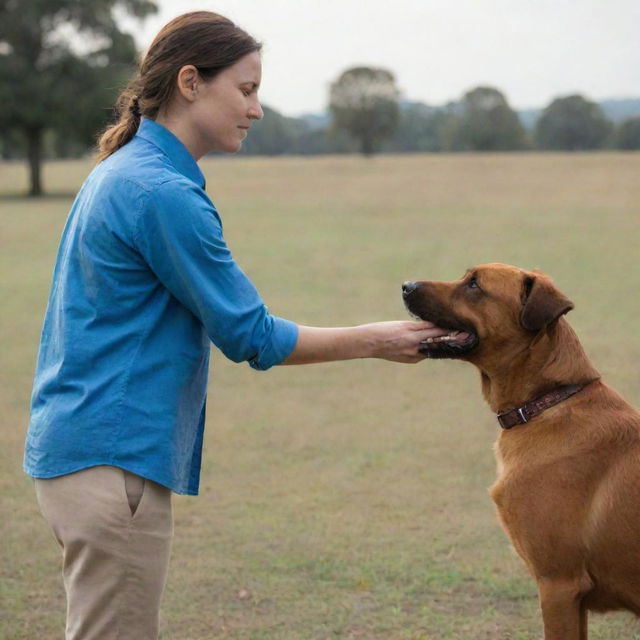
[134,177,298,370]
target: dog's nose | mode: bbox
[402,281,419,297]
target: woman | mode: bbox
[24,11,445,640]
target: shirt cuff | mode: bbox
[248,317,299,371]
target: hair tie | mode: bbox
[129,97,141,118]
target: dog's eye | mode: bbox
[467,276,479,290]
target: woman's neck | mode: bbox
[154,110,205,161]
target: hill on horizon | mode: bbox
[298,97,640,132]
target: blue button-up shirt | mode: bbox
[24,118,299,495]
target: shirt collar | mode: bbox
[135,118,206,189]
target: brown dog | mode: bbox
[402,263,640,640]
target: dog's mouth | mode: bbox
[415,323,478,359]
[403,284,479,359]
[420,328,473,346]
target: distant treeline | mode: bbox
[239,94,640,156]
[2,92,639,164]
[3,0,639,197]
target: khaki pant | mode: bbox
[35,465,173,640]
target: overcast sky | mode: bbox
[120,0,640,117]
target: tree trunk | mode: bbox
[26,127,44,197]
[360,135,375,156]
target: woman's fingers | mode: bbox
[413,325,451,341]
[367,320,449,362]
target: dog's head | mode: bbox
[402,263,574,363]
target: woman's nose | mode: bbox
[249,101,264,121]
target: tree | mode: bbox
[535,95,612,151]
[453,86,526,151]
[329,66,400,156]
[0,0,158,196]
[614,117,640,150]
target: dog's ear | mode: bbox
[520,273,574,332]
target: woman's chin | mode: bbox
[207,136,244,155]
[220,140,243,154]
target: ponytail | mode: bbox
[95,11,261,162]
[96,86,143,162]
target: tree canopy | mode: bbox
[535,95,612,151]
[0,0,158,195]
[329,66,400,156]
[614,117,640,150]
[451,86,526,151]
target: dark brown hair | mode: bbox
[97,11,261,161]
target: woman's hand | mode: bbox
[360,320,449,363]
[281,321,449,365]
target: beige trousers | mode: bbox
[35,465,173,640]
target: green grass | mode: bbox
[2,152,640,639]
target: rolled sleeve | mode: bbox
[248,315,299,371]
[135,178,298,369]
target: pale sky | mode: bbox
[119,0,640,117]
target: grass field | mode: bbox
[2,152,640,639]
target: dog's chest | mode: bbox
[490,439,565,526]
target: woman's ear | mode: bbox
[176,65,199,102]
[520,273,574,332]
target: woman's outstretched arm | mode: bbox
[281,321,446,365]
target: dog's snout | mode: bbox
[402,281,419,297]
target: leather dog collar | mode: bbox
[497,381,595,429]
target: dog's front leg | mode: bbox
[538,577,589,640]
